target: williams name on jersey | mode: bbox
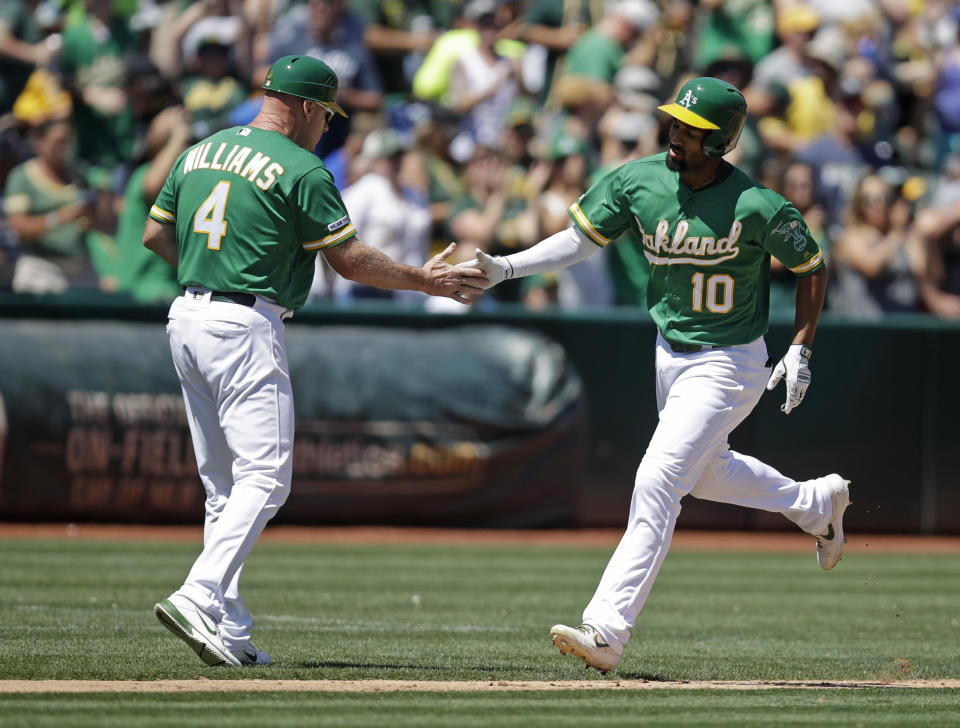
[182,136,285,192]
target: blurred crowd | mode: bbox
[2,0,960,318]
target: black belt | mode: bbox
[184,287,257,307]
[211,291,256,306]
[662,337,723,354]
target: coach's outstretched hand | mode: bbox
[423,243,489,304]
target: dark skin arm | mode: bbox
[792,264,827,347]
[142,217,179,267]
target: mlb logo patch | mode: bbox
[328,216,349,232]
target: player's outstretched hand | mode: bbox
[454,248,511,289]
[423,243,489,304]
[766,344,812,414]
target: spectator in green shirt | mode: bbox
[3,117,98,292]
[58,0,136,169]
[518,0,602,104]
[553,0,659,116]
[693,0,775,70]
[115,106,193,304]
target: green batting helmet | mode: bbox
[262,55,348,118]
[657,77,747,158]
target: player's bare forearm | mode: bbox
[323,238,416,288]
[142,218,179,267]
[323,238,488,303]
[792,264,827,347]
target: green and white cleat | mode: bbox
[154,595,241,667]
[816,475,851,570]
[550,623,620,674]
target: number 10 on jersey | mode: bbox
[691,272,734,313]
[194,181,232,250]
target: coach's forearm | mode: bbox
[792,264,827,347]
[324,238,425,291]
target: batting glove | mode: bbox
[766,344,812,414]
[455,249,512,289]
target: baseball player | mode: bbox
[142,55,488,667]
[461,77,850,674]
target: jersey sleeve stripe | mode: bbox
[149,205,175,223]
[568,203,610,247]
[788,251,823,275]
[302,223,357,250]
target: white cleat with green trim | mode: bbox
[550,623,620,674]
[154,595,241,667]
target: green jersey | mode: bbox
[3,160,86,259]
[561,28,624,83]
[58,16,135,166]
[569,152,823,346]
[149,126,357,310]
[117,163,180,303]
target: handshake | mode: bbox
[425,244,506,305]
[455,249,511,288]
[437,228,593,302]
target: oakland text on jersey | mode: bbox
[181,140,285,191]
[638,218,743,266]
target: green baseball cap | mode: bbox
[262,55,348,118]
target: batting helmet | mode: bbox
[262,55,348,118]
[657,77,747,158]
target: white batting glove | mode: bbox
[455,249,511,289]
[766,344,812,414]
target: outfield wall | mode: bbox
[1,293,957,533]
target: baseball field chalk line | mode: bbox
[2,679,959,693]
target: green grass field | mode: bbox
[1,534,958,726]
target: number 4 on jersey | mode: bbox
[194,181,232,250]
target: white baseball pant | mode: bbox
[165,289,293,651]
[582,332,836,653]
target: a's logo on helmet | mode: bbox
[264,69,273,87]
[679,90,696,108]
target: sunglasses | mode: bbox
[314,103,336,122]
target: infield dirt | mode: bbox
[3,523,960,554]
